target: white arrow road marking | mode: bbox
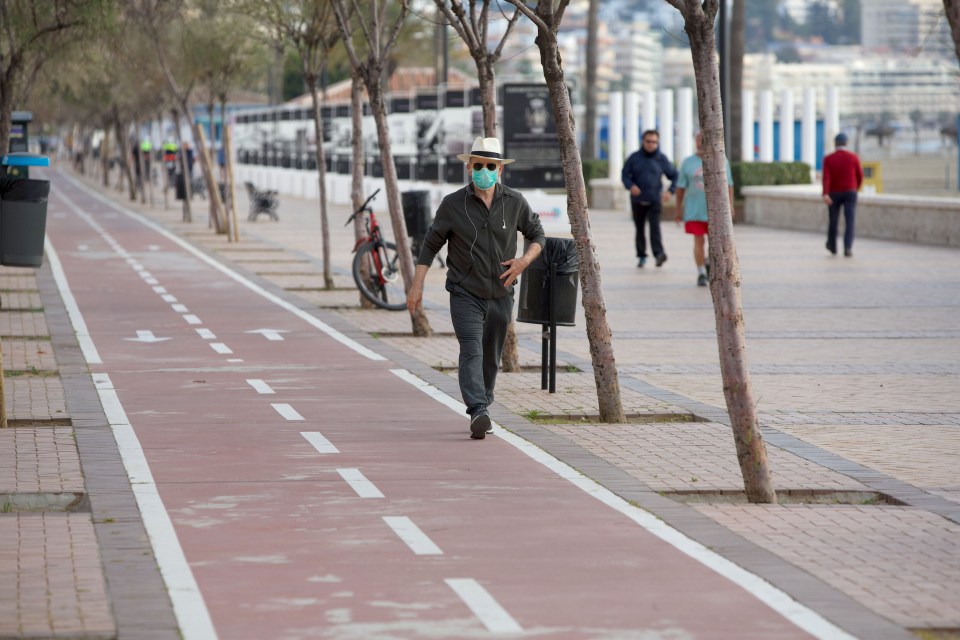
[445,579,522,633]
[246,379,274,394]
[383,517,443,555]
[183,315,201,325]
[271,403,303,421]
[245,328,288,341]
[301,431,339,454]
[125,330,172,343]
[196,328,216,340]
[171,304,188,313]
[337,469,383,498]
[210,343,233,355]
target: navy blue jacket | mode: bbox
[621,148,678,203]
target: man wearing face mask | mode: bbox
[408,137,545,440]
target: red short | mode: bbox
[685,221,708,236]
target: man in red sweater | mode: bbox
[822,132,864,257]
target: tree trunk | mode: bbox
[101,125,111,188]
[0,340,6,428]
[583,0,599,160]
[190,120,227,234]
[172,108,193,222]
[134,118,147,204]
[477,60,497,137]
[307,74,335,290]
[729,0,745,162]
[531,10,625,424]
[0,67,17,157]
[943,0,960,63]
[351,74,376,309]
[113,113,137,202]
[683,1,776,504]
[366,80,432,337]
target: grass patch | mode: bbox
[4,367,58,377]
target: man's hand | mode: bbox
[661,191,672,203]
[629,185,641,197]
[406,282,423,314]
[823,194,833,206]
[500,256,530,288]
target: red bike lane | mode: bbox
[46,171,832,639]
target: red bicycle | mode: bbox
[345,189,406,311]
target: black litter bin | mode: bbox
[401,190,432,238]
[175,173,186,200]
[0,177,50,267]
[517,237,579,327]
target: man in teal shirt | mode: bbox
[674,132,733,287]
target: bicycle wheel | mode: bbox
[352,241,407,311]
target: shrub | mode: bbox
[581,158,609,185]
[731,161,811,200]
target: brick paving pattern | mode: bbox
[4,377,68,421]
[3,339,58,372]
[696,504,960,629]
[542,421,868,493]
[0,513,115,639]
[0,427,83,494]
[0,291,43,309]
[0,311,49,337]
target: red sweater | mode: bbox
[822,149,863,194]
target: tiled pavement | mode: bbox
[2,169,959,638]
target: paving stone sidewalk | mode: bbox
[4,169,957,639]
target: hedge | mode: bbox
[731,161,811,200]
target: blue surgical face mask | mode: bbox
[472,167,498,190]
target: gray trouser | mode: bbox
[447,283,513,416]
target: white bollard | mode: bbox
[625,92,640,156]
[779,89,795,162]
[759,90,774,162]
[608,91,624,180]
[825,86,840,150]
[643,90,657,135]
[677,87,694,163]
[741,89,755,162]
[802,87,817,174]
[658,89,674,167]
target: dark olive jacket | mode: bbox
[417,183,546,300]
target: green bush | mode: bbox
[731,161,811,200]
[582,158,609,185]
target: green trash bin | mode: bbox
[1,153,51,267]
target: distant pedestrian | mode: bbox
[407,137,545,440]
[621,129,677,268]
[675,132,734,287]
[822,132,863,257]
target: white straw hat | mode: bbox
[456,137,515,164]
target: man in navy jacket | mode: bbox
[621,129,678,267]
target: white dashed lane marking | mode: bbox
[246,379,274,394]
[210,343,233,355]
[300,432,339,454]
[383,517,442,556]
[271,403,303,421]
[337,469,383,498]
[196,328,216,340]
[445,579,523,633]
[183,315,201,325]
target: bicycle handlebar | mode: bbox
[344,189,381,226]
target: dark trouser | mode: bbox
[631,200,664,259]
[448,283,513,416]
[827,191,858,251]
